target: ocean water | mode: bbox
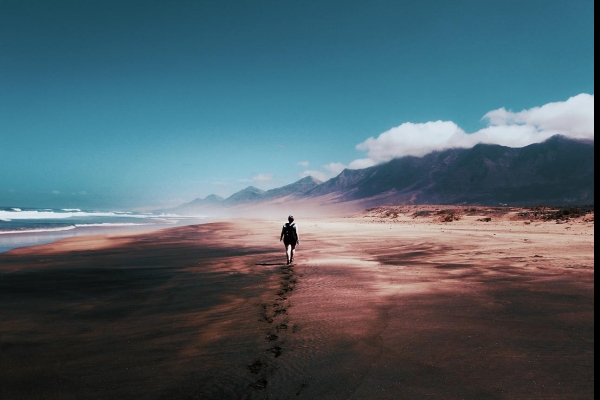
[0,207,206,253]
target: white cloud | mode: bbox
[300,170,329,182]
[289,94,594,183]
[240,174,274,183]
[324,162,346,175]
[479,93,594,143]
[351,93,594,167]
[299,162,350,181]
[483,94,593,135]
[297,161,309,167]
[253,173,273,182]
[348,158,376,169]
[356,120,466,163]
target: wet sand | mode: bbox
[0,210,594,399]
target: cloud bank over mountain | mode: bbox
[173,135,594,215]
[305,94,594,180]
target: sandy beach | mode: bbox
[0,207,594,399]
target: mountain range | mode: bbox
[171,135,594,215]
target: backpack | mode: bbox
[283,223,297,242]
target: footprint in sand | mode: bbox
[267,346,282,357]
[259,304,275,323]
[250,379,268,390]
[276,323,288,332]
[248,259,301,394]
[296,383,308,396]
[248,360,263,374]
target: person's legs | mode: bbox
[290,244,296,263]
[285,244,292,264]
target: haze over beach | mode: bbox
[0,1,594,399]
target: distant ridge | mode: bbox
[305,135,594,206]
[180,194,224,207]
[222,186,265,206]
[170,135,594,214]
[262,176,322,200]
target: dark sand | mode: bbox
[0,210,594,399]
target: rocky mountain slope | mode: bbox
[305,135,594,206]
[172,135,594,214]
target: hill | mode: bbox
[170,135,594,215]
[305,135,594,206]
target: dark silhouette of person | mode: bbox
[280,215,299,264]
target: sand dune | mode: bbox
[0,208,594,399]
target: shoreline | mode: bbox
[0,217,211,254]
[1,212,594,399]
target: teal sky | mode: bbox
[0,0,594,209]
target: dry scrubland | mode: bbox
[0,205,594,399]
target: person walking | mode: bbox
[280,215,299,265]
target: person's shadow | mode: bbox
[255,262,284,266]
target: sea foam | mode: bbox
[0,209,180,220]
[0,226,77,235]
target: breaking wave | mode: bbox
[0,209,181,220]
[0,226,77,235]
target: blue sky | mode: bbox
[0,0,594,209]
